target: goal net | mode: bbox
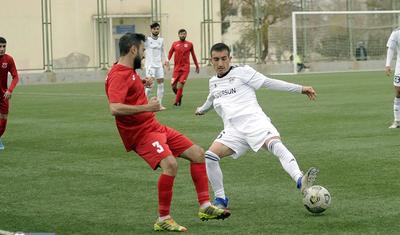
[291,10,400,74]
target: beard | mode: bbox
[133,54,142,70]
[179,36,186,41]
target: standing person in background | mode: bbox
[0,37,19,150]
[385,28,400,128]
[145,22,168,110]
[168,29,199,106]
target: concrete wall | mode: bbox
[0,0,221,72]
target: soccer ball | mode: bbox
[303,185,331,214]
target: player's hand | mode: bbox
[3,90,11,100]
[195,107,204,115]
[164,61,170,71]
[385,66,392,77]
[147,97,163,112]
[144,77,154,88]
[195,67,200,74]
[301,86,316,100]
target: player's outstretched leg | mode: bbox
[154,218,188,232]
[198,204,231,221]
[297,167,319,194]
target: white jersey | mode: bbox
[386,28,400,74]
[198,65,302,126]
[144,36,167,68]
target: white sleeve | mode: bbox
[197,93,214,113]
[387,31,397,50]
[161,39,168,62]
[260,73,302,93]
[238,65,302,92]
[386,46,395,67]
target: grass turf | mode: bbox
[0,71,399,234]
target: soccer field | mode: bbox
[0,71,399,234]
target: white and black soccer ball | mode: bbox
[303,185,331,214]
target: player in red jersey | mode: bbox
[168,29,199,106]
[0,37,19,150]
[105,33,230,232]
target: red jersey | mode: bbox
[0,54,19,95]
[105,64,161,151]
[168,40,199,72]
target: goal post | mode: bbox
[291,10,400,74]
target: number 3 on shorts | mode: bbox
[152,141,165,153]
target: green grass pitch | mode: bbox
[0,71,399,234]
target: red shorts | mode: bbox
[134,125,193,170]
[0,99,9,114]
[171,70,190,86]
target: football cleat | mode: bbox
[160,106,167,111]
[297,167,319,195]
[153,218,187,232]
[0,138,4,150]
[388,121,400,129]
[198,205,231,221]
[213,197,229,209]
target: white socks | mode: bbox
[157,83,164,105]
[267,139,303,182]
[145,82,164,106]
[145,87,152,98]
[205,150,225,199]
[394,97,400,121]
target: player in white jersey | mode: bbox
[144,22,169,110]
[385,27,400,128]
[195,43,319,210]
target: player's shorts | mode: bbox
[394,74,400,87]
[0,98,9,114]
[146,66,164,79]
[171,70,190,85]
[134,125,193,170]
[214,112,280,159]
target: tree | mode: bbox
[221,0,300,62]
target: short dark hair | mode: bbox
[119,33,146,56]
[211,43,230,56]
[150,22,160,29]
[178,29,187,34]
[0,37,6,44]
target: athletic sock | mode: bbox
[394,97,400,121]
[157,83,164,105]
[267,140,303,182]
[0,119,7,137]
[158,174,175,217]
[145,87,152,98]
[175,88,183,104]
[205,150,225,199]
[190,162,210,205]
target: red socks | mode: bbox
[158,174,175,217]
[175,88,183,104]
[190,163,210,205]
[0,119,7,137]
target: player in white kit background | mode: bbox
[145,22,169,110]
[195,43,319,210]
[385,27,400,129]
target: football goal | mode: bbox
[291,10,400,74]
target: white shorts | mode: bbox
[214,113,280,159]
[394,75,400,87]
[146,66,164,79]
